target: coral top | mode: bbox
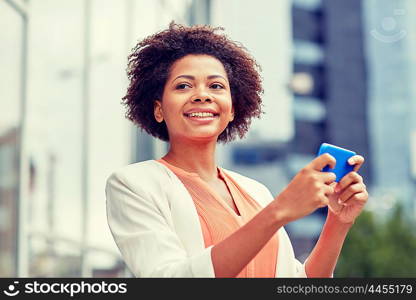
[157,159,278,277]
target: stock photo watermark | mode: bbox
[2,280,127,297]
[370,9,407,43]
[3,281,20,297]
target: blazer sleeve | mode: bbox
[256,181,308,278]
[279,225,307,278]
[105,171,215,277]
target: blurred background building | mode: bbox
[287,0,372,260]
[1,0,415,277]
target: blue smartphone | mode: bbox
[317,143,356,182]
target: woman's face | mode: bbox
[154,54,234,143]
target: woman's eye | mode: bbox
[211,83,224,89]
[176,83,191,89]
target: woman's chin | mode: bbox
[177,132,220,142]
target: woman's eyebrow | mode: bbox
[172,74,227,81]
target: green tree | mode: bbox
[335,204,416,277]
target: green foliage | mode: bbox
[335,204,416,277]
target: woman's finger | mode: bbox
[323,182,336,196]
[348,155,365,172]
[335,171,363,193]
[339,183,366,203]
[341,191,368,206]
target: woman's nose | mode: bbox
[191,91,212,103]
[192,97,212,103]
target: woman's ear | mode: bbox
[154,100,164,123]
[230,107,235,122]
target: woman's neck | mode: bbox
[161,138,219,182]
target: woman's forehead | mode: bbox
[168,54,228,79]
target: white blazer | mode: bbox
[105,160,307,277]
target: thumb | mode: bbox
[329,182,337,189]
[328,182,342,213]
[327,182,337,196]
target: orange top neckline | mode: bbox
[157,158,227,179]
[157,158,241,218]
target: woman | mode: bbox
[106,22,368,278]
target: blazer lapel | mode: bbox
[151,160,206,255]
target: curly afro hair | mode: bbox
[122,22,264,143]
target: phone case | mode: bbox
[317,143,356,182]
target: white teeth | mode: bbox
[187,112,215,117]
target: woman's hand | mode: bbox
[327,155,368,224]
[273,153,337,224]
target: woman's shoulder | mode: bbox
[109,159,161,176]
[106,160,172,192]
[221,168,274,205]
[221,168,259,185]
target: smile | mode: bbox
[183,112,219,124]
[183,112,219,118]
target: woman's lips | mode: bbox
[183,114,219,124]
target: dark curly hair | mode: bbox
[122,22,264,143]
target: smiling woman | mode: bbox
[105,22,369,278]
